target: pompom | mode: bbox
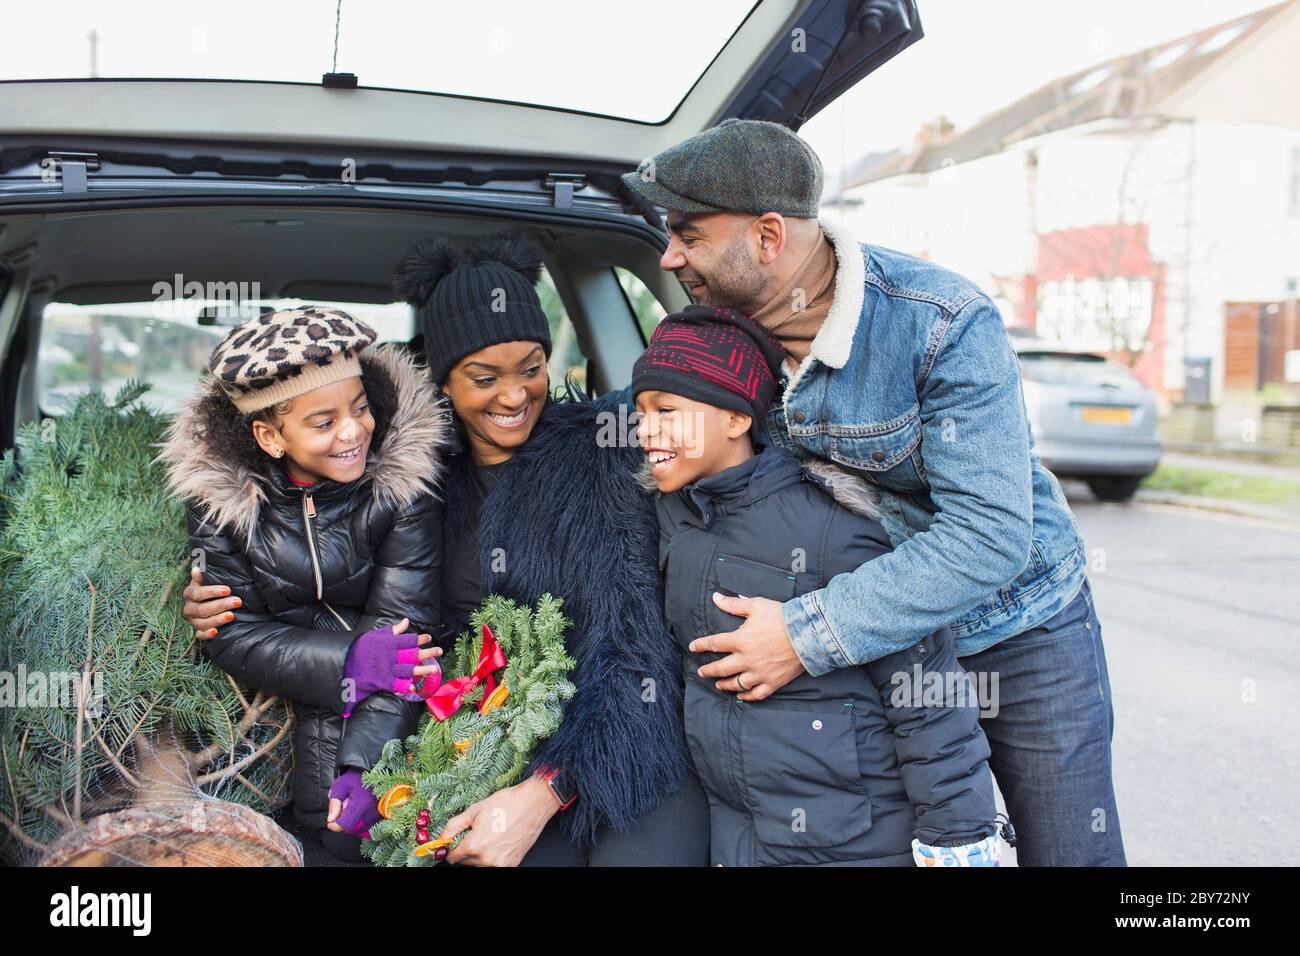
[465,231,543,285]
[393,236,462,308]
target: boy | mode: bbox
[633,306,1001,866]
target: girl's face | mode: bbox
[250,376,375,485]
[441,340,549,465]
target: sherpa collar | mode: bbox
[780,216,867,401]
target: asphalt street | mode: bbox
[1058,482,1300,866]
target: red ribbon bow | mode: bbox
[423,623,507,721]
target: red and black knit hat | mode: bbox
[632,305,787,426]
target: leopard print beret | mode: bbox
[208,306,378,413]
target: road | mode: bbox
[1058,482,1300,866]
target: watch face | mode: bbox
[549,773,577,805]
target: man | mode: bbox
[619,118,1124,867]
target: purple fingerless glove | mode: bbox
[328,769,380,839]
[341,623,427,717]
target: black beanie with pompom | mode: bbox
[394,231,552,386]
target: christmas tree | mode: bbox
[0,383,294,865]
[361,593,576,866]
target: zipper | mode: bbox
[301,491,348,629]
[302,489,353,767]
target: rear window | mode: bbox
[38,298,414,416]
[39,266,581,415]
[1017,352,1140,388]
[2,0,756,124]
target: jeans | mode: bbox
[958,579,1126,866]
[519,772,710,867]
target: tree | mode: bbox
[0,383,292,864]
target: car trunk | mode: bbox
[1020,352,1158,447]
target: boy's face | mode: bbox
[250,376,375,485]
[634,389,753,493]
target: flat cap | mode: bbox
[621,118,823,218]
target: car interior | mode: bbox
[0,203,690,444]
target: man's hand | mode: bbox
[184,566,242,640]
[439,775,560,867]
[690,593,806,701]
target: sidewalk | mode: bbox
[1134,451,1300,526]
[1161,450,1300,481]
[1134,488,1300,527]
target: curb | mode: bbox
[1135,490,1300,527]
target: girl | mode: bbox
[160,307,445,863]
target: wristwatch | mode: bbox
[537,767,578,810]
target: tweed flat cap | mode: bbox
[621,118,823,218]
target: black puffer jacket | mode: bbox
[657,445,997,866]
[159,344,449,828]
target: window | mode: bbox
[38,298,413,416]
[1289,145,1300,219]
[537,267,587,394]
[1017,352,1140,388]
[3,0,755,124]
[615,268,668,343]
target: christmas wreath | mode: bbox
[361,593,576,866]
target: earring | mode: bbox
[273,447,284,458]
[434,388,457,424]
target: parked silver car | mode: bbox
[1014,341,1162,502]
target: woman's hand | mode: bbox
[440,775,560,867]
[184,567,243,639]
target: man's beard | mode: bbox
[680,234,768,312]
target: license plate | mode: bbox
[1080,405,1133,425]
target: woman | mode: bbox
[184,232,708,866]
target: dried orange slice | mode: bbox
[479,684,509,715]
[413,836,456,856]
[377,783,414,819]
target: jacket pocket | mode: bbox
[825,405,927,493]
[713,553,798,600]
[706,553,799,637]
[738,700,873,850]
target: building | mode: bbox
[827,1,1300,409]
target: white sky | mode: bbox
[0,0,1286,169]
[802,0,1287,183]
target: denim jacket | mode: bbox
[760,218,1087,670]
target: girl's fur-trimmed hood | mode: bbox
[157,343,450,542]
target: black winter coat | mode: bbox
[657,445,997,866]
[437,392,692,848]
[160,344,449,828]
